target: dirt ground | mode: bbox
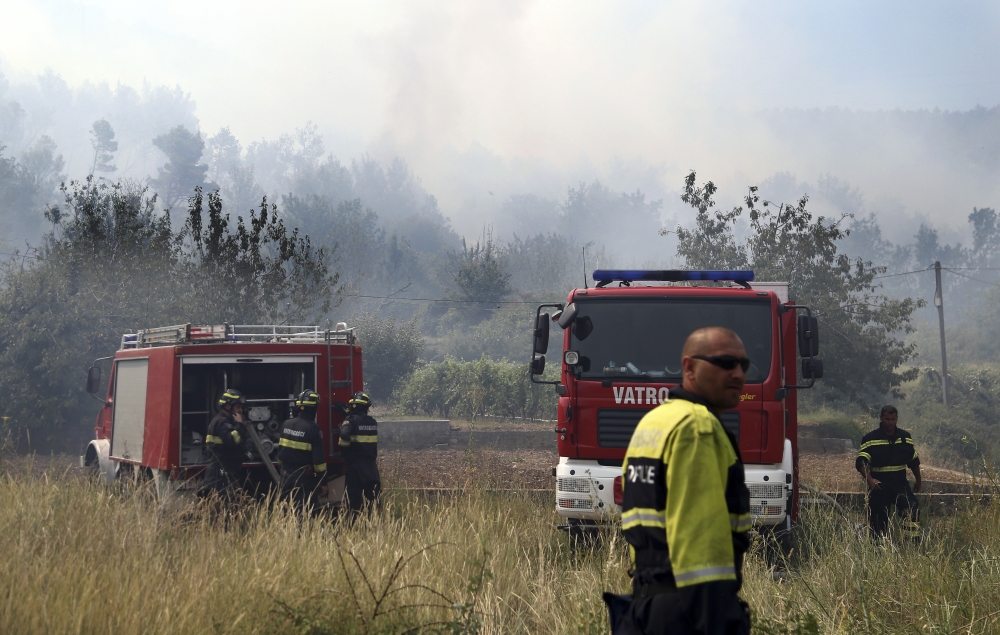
[379,448,557,489]
[798,452,966,492]
[380,447,966,492]
[5,448,965,493]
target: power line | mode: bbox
[943,268,1000,289]
[339,293,552,306]
[872,268,931,280]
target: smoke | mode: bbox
[1,1,999,254]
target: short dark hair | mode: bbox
[880,405,898,417]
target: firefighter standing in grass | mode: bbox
[203,389,248,501]
[278,390,329,513]
[604,326,751,635]
[338,392,381,516]
[856,405,922,539]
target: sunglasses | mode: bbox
[692,354,751,372]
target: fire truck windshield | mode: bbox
[570,298,773,383]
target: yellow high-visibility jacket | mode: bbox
[621,389,751,588]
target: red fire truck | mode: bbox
[81,323,363,502]
[530,270,823,539]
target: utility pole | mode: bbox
[934,261,949,407]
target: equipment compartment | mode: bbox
[179,357,316,465]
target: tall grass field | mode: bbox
[1,464,998,634]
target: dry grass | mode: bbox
[0,465,627,634]
[2,460,1000,634]
[746,502,1000,634]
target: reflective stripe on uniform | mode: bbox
[352,435,377,443]
[904,437,914,445]
[206,435,224,444]
[231,430,241,444]
[871,464,907,472]
[279,438,312,451]
[730,513,752,532]
[621,508,666,530]
[857,451,871,461]
[338,438,351,447]
[314,463,327,473]
[860,439,890,451]
[673,565,736,585]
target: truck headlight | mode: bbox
[564,350,580,365]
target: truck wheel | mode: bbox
[757,523,792,570]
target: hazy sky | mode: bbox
[3,0,999,239]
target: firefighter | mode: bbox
[856,405,922,540]
[338,391,381,516]
[277,389,329,513]
[604,326,751,635]
[203,389,248,502]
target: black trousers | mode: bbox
[202,461,245,503]
[280,468,323,513]
[605,580,749,635]
[345,460,381,515]
[868,481,920,538]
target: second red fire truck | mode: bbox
[81,323,363,503]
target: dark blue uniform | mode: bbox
[278,413,328,510]
[339,412,381,514]
[203,411,246,500]
[856,427,921,538]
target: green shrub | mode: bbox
[899,365,1000,466]
[394,356,558,420]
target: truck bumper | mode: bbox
[555,439,794,527]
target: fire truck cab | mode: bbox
[530,270,823,539]
[82,323,363,503]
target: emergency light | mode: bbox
[592,269,755,286]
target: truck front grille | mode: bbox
[558,498,594,510]
[597,408,740,447]
[747,483,785,500]
[557,478,592,493]
[597,409,650,447]
[750,504,785,517]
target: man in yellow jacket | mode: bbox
[606,326,752,635]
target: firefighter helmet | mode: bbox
[295,389,321,410]
[348,392,372,409]
[218,389,246,407]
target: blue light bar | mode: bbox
[592,269,755,284]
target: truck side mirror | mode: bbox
[530,354,546,375]
[533,313,550,355]
[797,315,819,357]
[557,303,578,329]
[86,366,102,394]
[802,357,824,379]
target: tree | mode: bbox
[151,125,210,209]
[449,227,512,303]
[0,145,38,242]
[969,207,1000,266]
[674,171,924,407]
[0,177,180,443]
[0,179,341,442]
[89,119,118,175]
[184,188,337,324]
[205,126,242,187]
[351,312,424,401]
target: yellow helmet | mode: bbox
[295,389,321,410]
[348,392,372,409]
[218,389,246,407]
